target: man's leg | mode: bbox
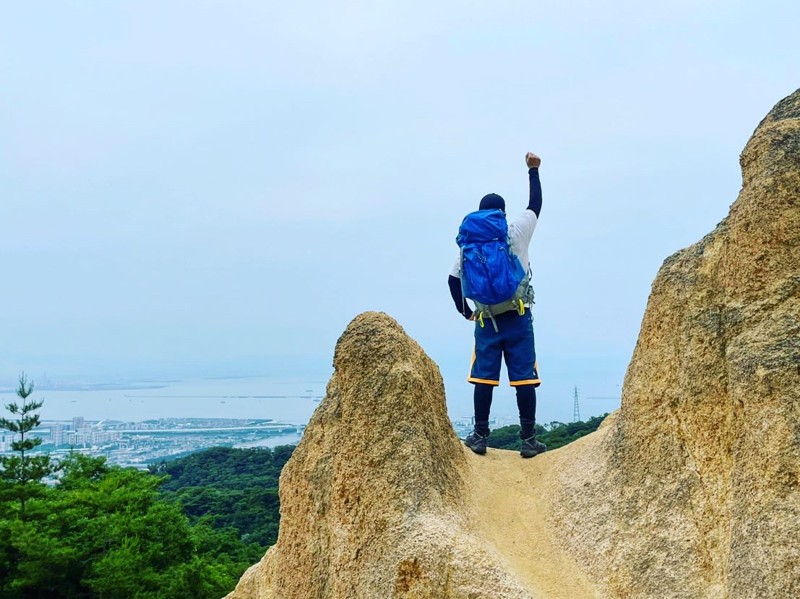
[473,383,493,437]
[516,384,536,439]
[505,312,546,458]
[465,383,493,455]
[465,325,502,455]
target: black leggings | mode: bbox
[473,383,536,436]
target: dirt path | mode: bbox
[464,437,603,599]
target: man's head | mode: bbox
[479,193,505,212]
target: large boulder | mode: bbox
[552,88,800,598]
[226,312,534,598]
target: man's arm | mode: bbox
[526,152,542,217]
[448,275,473,319]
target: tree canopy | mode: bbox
[487,414,609,451]
[0,374,56,517]
[152,445,293,547]
[1,378,296,599]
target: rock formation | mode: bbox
[552,88,800,598]
[227,89,799,598]
[226,312,538,598]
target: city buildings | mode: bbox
[2,415,481,468]
[1,416,303,469]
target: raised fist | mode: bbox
[525,152,541,169]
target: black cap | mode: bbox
[479,193,505,212]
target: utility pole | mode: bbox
[573,386,580,423]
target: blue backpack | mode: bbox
[456,209,532,329]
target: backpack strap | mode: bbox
[473,274,534,331]
[473,300,500,332]
[458,247,470,317]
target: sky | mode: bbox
[1,1,798,424]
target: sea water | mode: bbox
[0,376,327,425]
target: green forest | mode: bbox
[0,374,292,598]
[0,446,292,598]
[487,414,608,451]
[152,445,294,549]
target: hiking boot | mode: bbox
[464,430,488,455]
[520,436,546,458]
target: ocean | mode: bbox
[0,376,327,425]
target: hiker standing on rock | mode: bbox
[448,152,546,458]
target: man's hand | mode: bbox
[526,152,541,169]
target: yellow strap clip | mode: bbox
[478,312,485,328]
[517,299,525,315]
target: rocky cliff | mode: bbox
[227,89,800,598]
[552,88,800,598]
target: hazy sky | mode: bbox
[1,1,798,423]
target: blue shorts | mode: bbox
[468,310,541,387]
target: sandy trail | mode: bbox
[464,435,603,599]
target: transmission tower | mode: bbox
[573,386,580,423]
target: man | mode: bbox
[448,151,546,458]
